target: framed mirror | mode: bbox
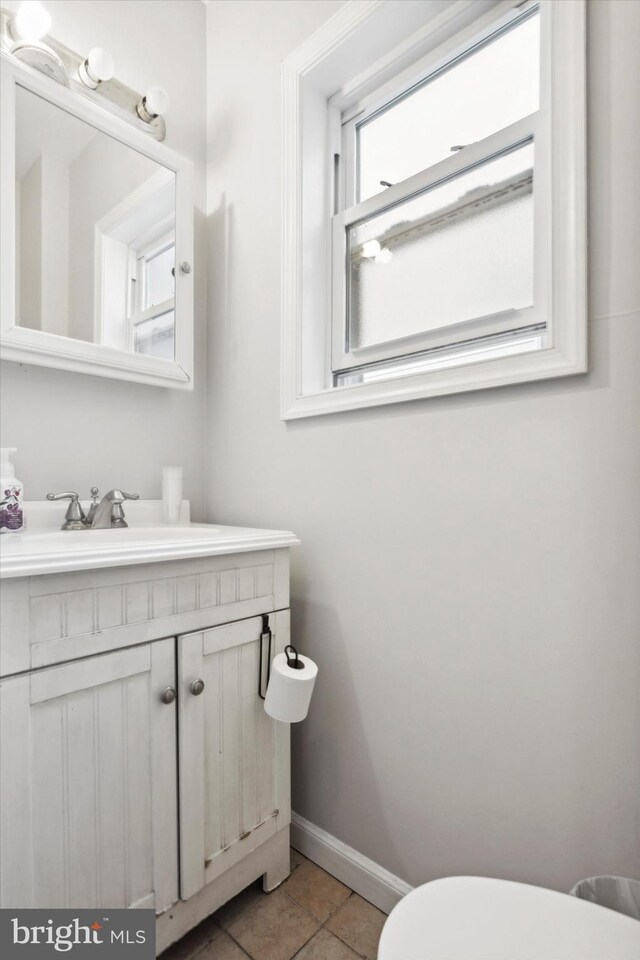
[0,55,194,389]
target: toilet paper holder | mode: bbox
[258,615,305,700]
[284,645,305,669]
[258,615,272,700]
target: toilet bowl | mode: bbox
[378,876,640,960]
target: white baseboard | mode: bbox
[290,812,413,915]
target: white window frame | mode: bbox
[281,0,586,419]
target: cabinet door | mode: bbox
[178,611,291,900]
[0,640,178,912]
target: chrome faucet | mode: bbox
[47,488,140,530]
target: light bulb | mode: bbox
[78,47,115,88]
[375,248,393,264]
[11,1,51,43]
[361,239,381,259]
[136,86,170,124]
[144,86,169,117]
[87,47,114,82]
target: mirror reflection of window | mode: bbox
[142,240,175,309]
[134,310,175,358]
[130,233,176,361]
[95,169,176,360]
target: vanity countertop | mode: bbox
[0,502,299,578]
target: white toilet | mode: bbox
[378,876,640,960]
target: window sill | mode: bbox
[282,336,586,420]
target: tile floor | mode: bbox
[161,849,386,960]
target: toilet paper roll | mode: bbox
[264,652,318,723]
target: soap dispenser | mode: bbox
[0,448,24,533]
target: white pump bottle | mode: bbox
[0,448,24,533]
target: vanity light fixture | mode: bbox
[77,46,115,89]
[136,86,170,123]
[1,3,168,139]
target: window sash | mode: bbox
[338,1,540,209]
[331,112,542,373]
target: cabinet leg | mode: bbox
[262,829,291,892]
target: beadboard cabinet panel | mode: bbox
[178,611,291,900]
[0,549,290,676]
[0,640,178,912]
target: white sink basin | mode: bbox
[14,525,226,547]
[0,505,299,578]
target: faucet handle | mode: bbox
[46,492,87,531]
[109,491,139,529]
[106,490,140,503]
[47,491,80,502]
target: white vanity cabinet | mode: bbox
[0,544,294,954]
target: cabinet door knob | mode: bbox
[190,678,205,696]
[160,685,177,705]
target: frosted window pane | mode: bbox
[357,11,539,201]
[347,144,534,351]
[134,309,175,360]
[144,244,175,309]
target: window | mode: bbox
[350,9,540,205]
[282,0,586,418]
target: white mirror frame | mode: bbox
[0,54,195,390]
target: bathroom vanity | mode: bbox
[0,503,299,954]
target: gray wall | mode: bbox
[206,0,640,892]
[0,0,208,515]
